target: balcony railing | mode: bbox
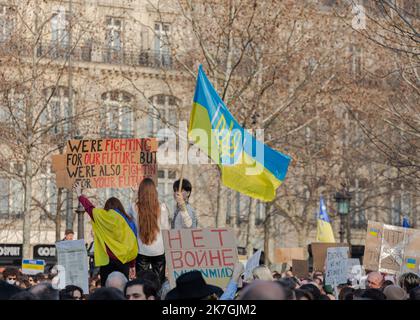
[37,41,92,62]
[34,41,174,69]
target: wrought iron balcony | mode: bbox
[34,41,174,69]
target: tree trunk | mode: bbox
[264,210,271,265]
[246,198,257,258]
[22,0,39,259]
[22,156,32,259]
[216,177,227,227]
[55,188,63,242]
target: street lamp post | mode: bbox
[334,189,352,244]
[74,135,85,240]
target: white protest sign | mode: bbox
[244,249,262,280]
[55,240,89,294]
[347,258,364,282]
[325,247,349,286]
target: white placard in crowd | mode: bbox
[244,249,262,280]
[55,240,89,294]
[325,247,349,286]
[347,258,364,281]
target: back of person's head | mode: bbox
[272,271,282,280]
[105,271,127,292]
[294,288,314,300]
[104,197,132,220]
[29,283,59,300]
[382,280,394,288]
[383,285,408,300]
[34,273,47,284]
[299,284,321,300]
[60,285,84,300]
[239,280,285,300]
[173,179,192,195]
[124,278,158,300]
[137,270,161,292]
[278,277,299,290]
[275,280,295,300]
[88,287,126,300]
[9,291,39,300]
[360,288,386,300]
[137,178,160,245]
[0,280,22,299]
[409,286,420,300]
[319,294,330,300]
[398,273,420,294]
[339,286,355,300]
[252,265,273,281]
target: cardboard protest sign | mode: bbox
[311,242,349,271]
[379,224,407,274]
[51,138,157,189]
[325,247,349,286]
[21,259,45,275]
[292,259,309,279]
[163,228,239,289]
[244,249,262,281]
[363,220,383,271]
[401,230,420,275]
[55,240,89,294]
[363,221,420,275]
[274,247,305,265]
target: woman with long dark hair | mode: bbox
[73,183,138,286]
[128,178,169,285]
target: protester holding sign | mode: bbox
[73,183,138,286]
[171,179,198,229]
[128,178,170,285]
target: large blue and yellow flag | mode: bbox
[188,65,291,201]
[316,197,335,243]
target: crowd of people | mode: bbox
[1,261,420,300]
[1,176,419,301]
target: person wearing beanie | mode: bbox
[383,285,408,300]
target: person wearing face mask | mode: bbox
[2,267,20,286]
[171,179,197,229]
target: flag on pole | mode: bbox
[316,196,335,243]
[188,65,291,201]
[402,216,410,228]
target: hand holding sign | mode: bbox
[232,262,245,283]
[72,181,82,197]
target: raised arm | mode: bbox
[73,182,95,220]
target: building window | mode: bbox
[0,4,15,42]
[154,22,171,67]
[105,17,122,63]
[0,163,24,218]
[390,193,401,226]
[157,169,176,215]
[255,201,266,225]
[101,91,134,138]
[42,87,70,136]
[51,8,69,45]
[148,95,178,143]
[99,188,132,212]
[236,192,251,224]
[0,177,9,216]
[349,44,363,78]
[351,178,367,228]
[2,90,26,124]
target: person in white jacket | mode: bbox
[128,178,169,284]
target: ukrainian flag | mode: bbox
[189,65,291,201]
[316,197,335,243]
